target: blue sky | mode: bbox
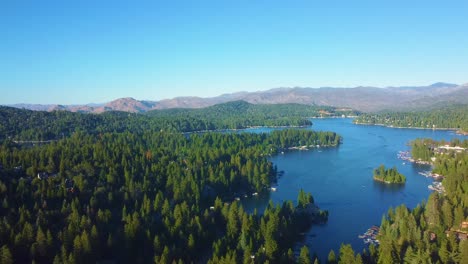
[1,0,467,104]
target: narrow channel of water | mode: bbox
[242,118,468,260]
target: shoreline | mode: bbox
[285,143,339,151]
[182,125,310,134]
[311,116,358,119]
[354,122,468,134]
[373,176,405,185]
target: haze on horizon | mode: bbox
[1,0,468,105]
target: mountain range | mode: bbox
[7,82,468,113]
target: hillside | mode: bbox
[354,104,468,132]
[0,102,353,141]
[6,82,468,113]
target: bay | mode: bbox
[242,118,468,261]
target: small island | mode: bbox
[373,164,406,184]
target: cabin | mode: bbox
[37,172,58,180]
[37,172,49,180]
[446,230,468,241]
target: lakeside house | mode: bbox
[435,145,466,154]
[37,172,58,180]
[445,221,468,241]
[446,230,468,241]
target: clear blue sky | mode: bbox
[1,0,467,104]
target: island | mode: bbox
[373,164,406,184]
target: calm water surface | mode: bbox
[242,118,468,260]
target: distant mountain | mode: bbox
[7,82,468,113]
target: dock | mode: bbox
[358,225,380,245]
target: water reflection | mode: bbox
[372,181,405,193]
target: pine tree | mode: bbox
[299,245,311,264]
[0,245,13,264]
[35,227,47,257]
[460,240,468,264]
[438,240,450,263]
[425,193,441,227]
[338,244,355,264]
[327,250,337,264]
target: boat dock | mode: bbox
[397,151,411,161]
[428,181,445,194]
[358,226,380,245]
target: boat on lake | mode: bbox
[358,226,380,245]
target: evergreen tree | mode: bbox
[0,245,13,264]
[338,244,356,264]
[299,245,311,264]
[327,250,337,264]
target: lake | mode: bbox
[242,118,468,261]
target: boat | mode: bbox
[359,225,380,245]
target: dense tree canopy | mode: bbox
[354,104,468,132]
[0,126,337,263]
[345,139,468,264]
[2,104,467,263]
[373,165,406,184]
[0,101,357,141]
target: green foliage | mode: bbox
[299,245,311,264]
[336,138,468,264]
[338,244,360,264]
[0,245,13,264]
[0,127,337,263]
[373,165,406,184]
[327,250,337,264]
[410,139,435,161]
[354,104,468,132]
[0,102,355,141]
[147,101,357,129]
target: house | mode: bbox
[37,172,49,180]
[446,230,468,241]
[454,232,468,241]
[37,172,58,180]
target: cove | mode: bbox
[242,118,468,260]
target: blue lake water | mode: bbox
[242,118,468,261]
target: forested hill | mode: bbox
[147,100,357,128]
[0,101,356,141]
[354,104,468,133]
[0,129,338,263]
